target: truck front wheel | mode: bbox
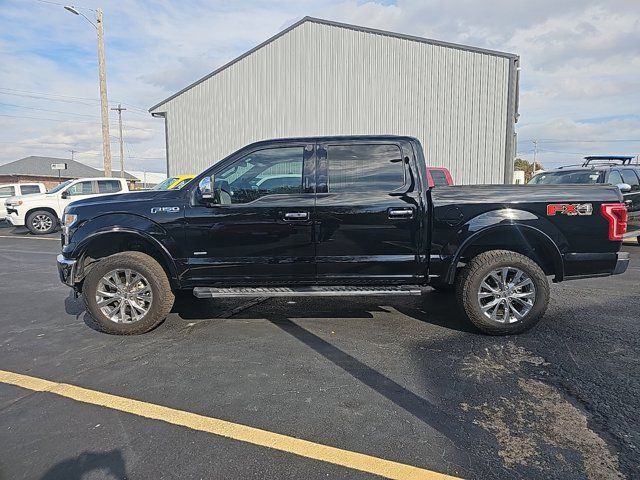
[26,210,57,235]
[456,250,550,335]
[82,251,175,335]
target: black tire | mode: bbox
[26,210,58,235]
[455,250,550,335]
[82,251,175,335]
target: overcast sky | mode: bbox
[1,0,638,173]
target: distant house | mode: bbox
[0,156,138,189]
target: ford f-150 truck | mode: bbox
[56,136,630,335]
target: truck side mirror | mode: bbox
[199,175,216,201]
[616,183,632,193]
[61,191,70,199]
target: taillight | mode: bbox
[600,203,627,241]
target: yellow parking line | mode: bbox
[0,235,58,241]
[0,369,460,480]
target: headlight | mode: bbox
[62,213,78,246]
[62,213,77,227]
[7,199,22,206]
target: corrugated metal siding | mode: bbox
[153,21,513,184]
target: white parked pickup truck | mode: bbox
[1,182,47,221]
[5,177,129,235]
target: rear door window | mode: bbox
[0,186,15,197]
[19,185,42,195]
[97,180,123,193]
[327,144,404,193]
[621,169,640,191]
[429,169,449,186]
[607,171,624,185]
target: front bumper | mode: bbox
[5,211,25,226]
[57,254,77,287]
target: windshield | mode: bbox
[152,177,178,190]
[529,170,603,185]
[47,180,73,194]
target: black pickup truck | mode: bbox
[56,136,630,335]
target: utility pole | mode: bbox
[96,8,112,177]
[111,103,126,177]
[68,149,77,161]
[64,5,112,176]
[533,139,538,166]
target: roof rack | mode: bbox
[557,164,589,170]
[582,156,634,167]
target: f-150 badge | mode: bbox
[546,203,593,216]
[151,206,180,214]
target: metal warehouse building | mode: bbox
[149,17,519,184]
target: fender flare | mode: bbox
[73,227,180,287]
[444,223,565,284]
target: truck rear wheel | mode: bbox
[26,210,57,235]
[456,250,550,335]
[82,251,175,335]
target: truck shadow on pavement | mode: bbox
[39,449,128,480]
[171,289,478,333]
[70,287,478,334]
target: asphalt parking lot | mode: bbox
[0,222,638,480]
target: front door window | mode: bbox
[210,147,304,205]
[66,181,94,196]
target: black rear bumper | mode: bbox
[561,251,629,281]
[612,252,630,275]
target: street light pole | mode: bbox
[65,5,112,177]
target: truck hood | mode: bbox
[67,190,163,208]
[5,192,52,205]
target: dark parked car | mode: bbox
[529,156,640,242]
[57,136,629,336]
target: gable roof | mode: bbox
[0,156,138,180]
[149,16,517,113]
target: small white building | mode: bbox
[150,17,519,184]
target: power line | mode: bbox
[0,113,157,133]
[0,102,99,118]
[32,0,66,6]
[0,113,102,124]
[1,88,98,103]
[0,91,98,106]
[0,89,150,113]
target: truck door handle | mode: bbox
[284,211,309,221]
[388,207,414,219]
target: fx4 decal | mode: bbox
[150,206,180,214]
[546,203,593,216]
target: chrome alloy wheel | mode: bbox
[32,214,53,232]
[95,269,153,323]
[477,267,536,324]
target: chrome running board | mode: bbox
[193,285,423,298]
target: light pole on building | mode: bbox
[64,5,112,177]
